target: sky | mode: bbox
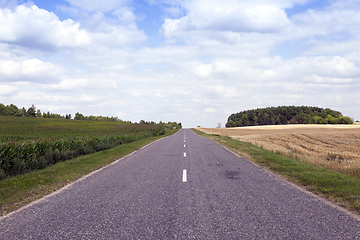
[0,0,360,128]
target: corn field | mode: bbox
[0,134,154,179]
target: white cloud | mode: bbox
[206,85,239,98]
[0,4,91,50]
[0,84,17,96]
[161,5,183,18]
[160,0,292,43]
[0,59,65,83]
[68,7,147,47]
[42,75,119,92]
[185,0,290,33]
[0,3,147,51]
[204,108,216,113]
[65,0,130,12]
[189,62,212,78]
[89,23,146,47]
[285,1,360,55]
[155,93,166,98]
[273,56,360,81]
[113,7,137,24]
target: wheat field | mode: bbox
[197,124,360,177]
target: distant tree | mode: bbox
[74,112,85,120]
[8,104,20,116]
[0,103,6,116]
[27,105,36,117]
[16,107,25,116]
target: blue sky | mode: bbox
[1,0,360,127]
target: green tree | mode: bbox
[27,104,36,117]
[8,104,20,116]
[74,112,85,120]
[0,103,6,116]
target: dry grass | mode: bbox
[196,124,360,177]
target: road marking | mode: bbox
[184,144,186,148]
[184,152,186,157]
[182,169,187,182]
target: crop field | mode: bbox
[0,117,167,179]
[197,124,360,177]
[0,117,160,141]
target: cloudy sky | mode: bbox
[0,0,359,127]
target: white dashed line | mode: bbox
[182,169,187,182]
[184,152,186,157]
[184,144,186,148]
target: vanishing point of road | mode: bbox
[0,129,359,239]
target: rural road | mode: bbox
[0,129,359,239]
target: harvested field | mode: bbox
[196,124,360,177]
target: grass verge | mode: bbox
[193,128,360,214]
[0,129,178,217]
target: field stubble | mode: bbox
[197,124,360,177]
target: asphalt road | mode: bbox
[0,129,359,239]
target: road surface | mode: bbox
[0,129,359,239]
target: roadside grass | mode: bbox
[193,128,360,214]
[0,129,178,217]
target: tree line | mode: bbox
[0,103,182,127]
[0,103,66,119]
[0,103,127,122]
[226,106,353,128]
[73,112,127,122]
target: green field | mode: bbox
[0,117,178,179]
[0,116,160,142]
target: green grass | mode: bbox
[0,129,178,216]
[0,116,158,142]
[193,128,360,214]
